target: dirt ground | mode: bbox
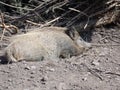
[0,27,120,90]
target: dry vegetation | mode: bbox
[0,0,119,30]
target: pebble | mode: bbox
[49,68,55,72]
[40,76,48,84]
[31,66,36,70]
[58,82,66,90]
[99,48,109,56]
[30,71,36,74]
[8,79,12,82]
[92,60,100,66]
[24,66,30,70]
[24,66,36,70]
[82,77,87,81]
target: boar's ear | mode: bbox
[65,27,80,41]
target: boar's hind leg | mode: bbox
[5,49,17,63]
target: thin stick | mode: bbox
[0,12,5,42]
[0,1,33,11]
[26,20,42,26]
[0,28,6,41]
[0,12,18,42]
[92,43,120,47]
[40,17,60,28]
[69,8,88,16]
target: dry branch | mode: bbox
[0,12,18,42]
[0,0,119,30]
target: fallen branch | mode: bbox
[0,1,33,11]
[0,12,18,42]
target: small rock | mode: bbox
[99,48,108,56]
[91,60,100,66]
[41,77,46,82]
[27,78,31,81]
[49,68,55,72]
[8,79,12,82]
[82,77,87,81]
[22,61,27,64]
[30,71,35,74]
[104,39,108,43]
[8,66,12,69]
[24,66,30,70]
[31,66,36,70]
[41,76,48,84]
[30,76,34,78]
[58,82,66,90]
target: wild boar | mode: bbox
[3,27,90,63]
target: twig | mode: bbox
[60,1,87,18]
[33,0,58,11]
[84,17,90,29]
[69,8,88,16]
[81,63,103,80]
[0,12,5,42]
[52,1,68,12]
[105,72,120,77]
[109,37,120,44]
[40,17,60,28]
[89,1,118,18]
[26,20,42,26]
[0,28,6,41]
[66,0,101,27]
[0,1,33,11]
[92,43,120,47]
[12,0,58,22]
[25,17,60,28]
[26,17,60,28]
[0,12,18,42]
[68,8,91,29]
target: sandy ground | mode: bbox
[0,27,120,90]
